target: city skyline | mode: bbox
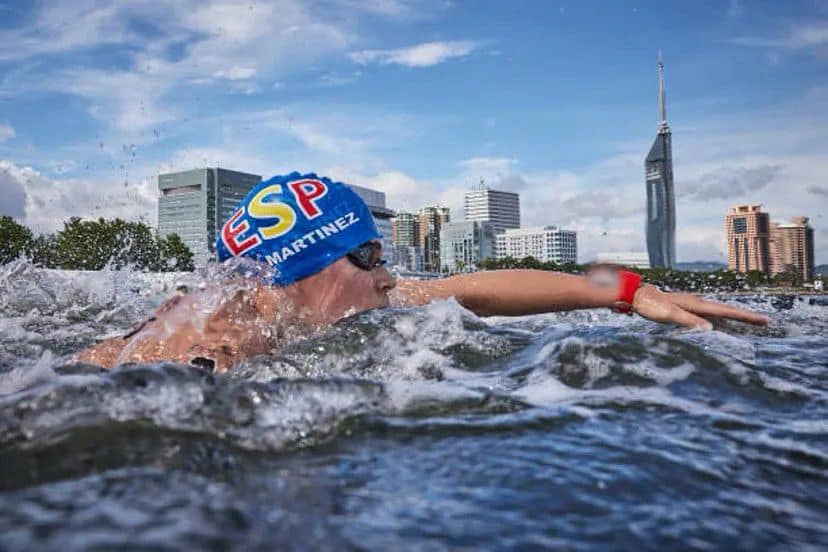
[0,1,826,264]
[390,205,449,272]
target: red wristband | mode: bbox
[615,271,642,314]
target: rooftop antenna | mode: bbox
[657,50,670,134]
[477,176,486,190]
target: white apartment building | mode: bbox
[495,226,577,264]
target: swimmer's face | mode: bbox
[293,241,396,323]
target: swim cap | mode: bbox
[215,172,380,286]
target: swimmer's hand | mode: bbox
[630,284,769,329]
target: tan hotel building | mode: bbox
[770,217,815,282]
[726,206,816,282]
[726,205,771,274]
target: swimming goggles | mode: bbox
[346,241,387,271]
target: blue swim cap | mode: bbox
[215,172,380,286]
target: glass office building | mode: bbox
[157,168,262,266]
[439,220,497,273]
[645,52,676,269]
[348,184,395,261]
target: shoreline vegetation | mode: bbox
[2,215,823,293]
[1,215,194,272]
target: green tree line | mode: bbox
[0,216,194,271]
[477,256,817,291]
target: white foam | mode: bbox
[514,366,749,423]
[384,380,486,414]
[0,350,57,395]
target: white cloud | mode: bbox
[0,161,27,217]
[287,121,367,156]
[349,40,478,67]
[0,2,136,62]
[323,166,464,216]
[0,123,14,142]
[53,69,175,133]
[337,0,417,18]
[157,147,268,176]
[0,160,157,232]
[731,21,828,49]
[808,185,828,198]
[212,66,257,80]
[0,1,364,133]
[253,107,423,172]
[458,157,517,173]
[679,165,781,201]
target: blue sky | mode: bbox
[0,0,826,262]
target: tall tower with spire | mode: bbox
[645,51,676,269]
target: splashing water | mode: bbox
[0,260,826,549]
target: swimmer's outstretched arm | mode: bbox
[394,270,769,329]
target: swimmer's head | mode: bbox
[215,172,396,318]
[288,240,396,323]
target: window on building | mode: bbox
[162,185,201,196]
[732,217,747,234]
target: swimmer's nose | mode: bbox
[376,267,396,293]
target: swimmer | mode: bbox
[73,172,769,373]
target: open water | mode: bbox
[0,260,826,550]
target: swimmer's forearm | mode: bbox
[397,270,616,316]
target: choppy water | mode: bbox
[0,260,826,550]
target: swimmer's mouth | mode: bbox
[190,356,216,372]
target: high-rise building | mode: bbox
[726,205,771,274]
[438,207,450,225]
[645,52,676,269]
[464,181,520,233]
[495,226,577,264]
[348,183,395,260]
[391,211,421,270]
[418,206,451,272]
[391,211,419,247]
[439,220,497,273]
[770,217,815,282]
[392,245,425,272]
[158,168,262,266]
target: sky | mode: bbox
[0,0,826,263]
